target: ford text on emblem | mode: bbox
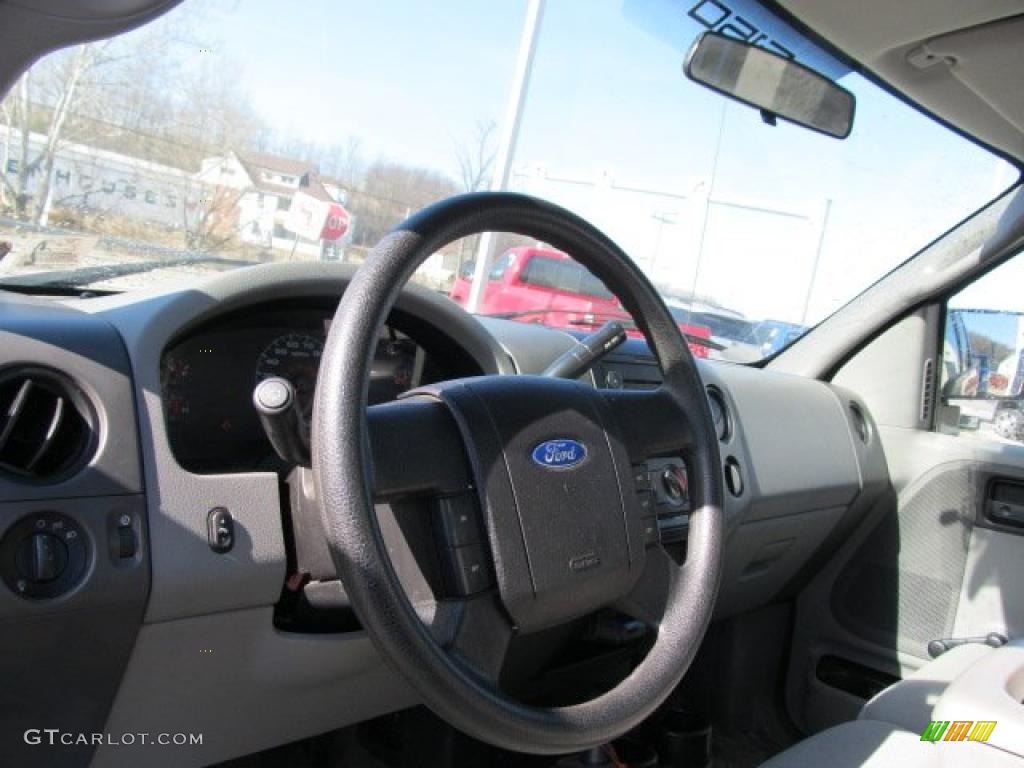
[531,439,587,470]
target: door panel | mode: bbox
[786,425,1024,734]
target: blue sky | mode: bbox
[161,0,1018,324]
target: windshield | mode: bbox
[0,0,1016,362]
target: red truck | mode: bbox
[449,247,710,357]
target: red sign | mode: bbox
[320,204,351,242]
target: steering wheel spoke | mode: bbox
[366,397,472,499]
[600,386,695,462]
[612,544,683,628]
[430,591,515,685]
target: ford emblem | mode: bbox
[531,439,587,470]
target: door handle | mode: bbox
[987,499,1024,527]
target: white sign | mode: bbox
[283,191,330,241]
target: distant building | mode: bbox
[0,128,350,259]
[0,125,195,229]
[198,150,349,258]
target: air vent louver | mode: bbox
[920,357,936,425]
[849,401,869,443]
[0,369,93,480]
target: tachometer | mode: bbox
[255,333,324,418]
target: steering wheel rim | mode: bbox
[313,192,724,754]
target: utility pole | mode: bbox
[466,0,545,314]
[801,198,832,325]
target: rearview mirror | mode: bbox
[684,32,855,139]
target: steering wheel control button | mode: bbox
[725,457,744,497]
[433,494,483,548]
[632,465,652,492]
[440,544,492,597]
[637,490,656,516]
[641,516,660,547]
[207,507,235,553]
[1,512,88,599]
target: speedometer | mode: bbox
[255,333,324,418]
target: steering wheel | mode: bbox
[313,192,724,755]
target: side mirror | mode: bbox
[684,32,855,139]
[945,308,1024,399]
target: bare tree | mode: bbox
[0,41,115,224]
[453,119,497,193]
[320,136,366,188]
[349,160,458,247]
[32,43,113,225]
[449,120,498,267]
[180,180,249,252]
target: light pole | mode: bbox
[466,0,546,314]
[800,198,832,325]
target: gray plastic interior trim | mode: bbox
[711,363,860,520]
[95,607,417,768]
[833,306,942,431]
[77,263,511,623]
[0,290,148,767]
[0,293,142,500]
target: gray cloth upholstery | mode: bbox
[761,720,1024,767]
[760,720,936,767]
[859,644,992,733]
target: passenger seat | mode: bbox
[762,642,1024,767]
[858,643,993,734]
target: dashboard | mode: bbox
[0,263,887,768]
[160,301,464,473]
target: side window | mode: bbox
[520,256,568,290]
[488,253,512,282]
[941,255,1024,443]
[519,254,614,300]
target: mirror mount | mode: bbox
[684,31,855,140]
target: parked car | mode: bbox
[666,299,759,362]
[450,247,712,356]
[754,319,808,357]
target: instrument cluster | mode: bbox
[160,303,435,473]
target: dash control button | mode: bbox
[17,533,68,582]
[207,507,235,553]
[2,512,87,600]
[725,458,744,497]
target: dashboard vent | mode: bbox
[0,369,93,481]
[920,357,936,425]
[849,401,869,444]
